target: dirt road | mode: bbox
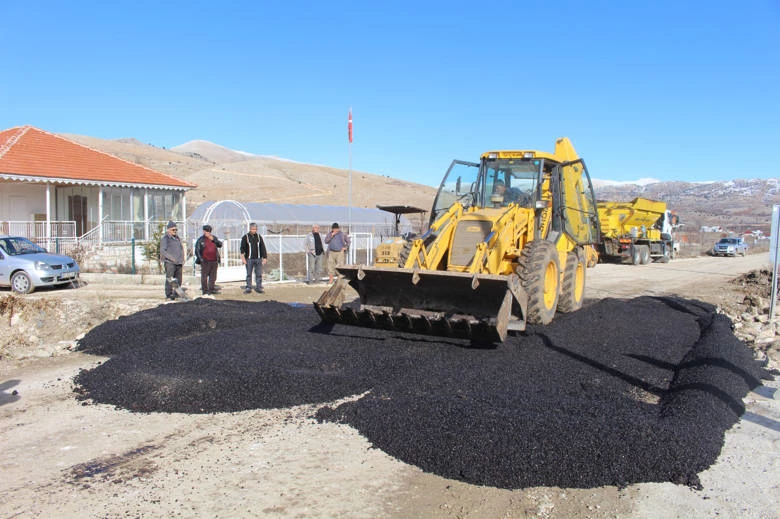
[0,254,777,518]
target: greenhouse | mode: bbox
[187,200,423,240]
[184,200,427,283]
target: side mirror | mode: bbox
[455,176,462,192]
[535,200,550,209]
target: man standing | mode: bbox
[324,222,350,284]
[160,220,184,300]
[194,224,223,295]
[304,224,325,284]
[240,222,267,294]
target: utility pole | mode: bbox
[770,205,779,324]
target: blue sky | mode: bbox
[2,0,778,187]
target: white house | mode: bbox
[0,126,196,250]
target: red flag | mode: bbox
[348,108,353,143]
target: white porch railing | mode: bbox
[1,220,77,238]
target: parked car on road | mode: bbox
[0,235,80,294]
[712,237,748,257]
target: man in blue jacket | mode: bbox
[324,222,350,284]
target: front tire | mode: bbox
[11,271,34,294]
[517,240,560,325]
[558,249,586,313]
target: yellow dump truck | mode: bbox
[314,137,600,342]
[596,197,679,265]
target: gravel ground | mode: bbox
[73,294,768,491]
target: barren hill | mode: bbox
[61,133,439,215]
[61,132,778,234]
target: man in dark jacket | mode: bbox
[160,220,184,300]
[240,222,267,294]
[194,224,223,295]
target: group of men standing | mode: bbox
[305,222,350,284]
[159,220,350,299]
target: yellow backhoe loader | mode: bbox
[314,137,600,342]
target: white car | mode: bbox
[0,235,80,294]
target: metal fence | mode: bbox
[191,232,377,283]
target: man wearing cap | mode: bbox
[324,222,350,284]
[160,220,185,300]
[194,224,223,295]
[240,222,267,294]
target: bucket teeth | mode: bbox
[314,266,526,343]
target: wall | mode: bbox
[0,181,46,220]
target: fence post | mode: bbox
[131,237,136,275]
[278,234,283,282]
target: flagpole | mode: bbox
[348,107,353,235]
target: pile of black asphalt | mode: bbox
[73,296,770,490]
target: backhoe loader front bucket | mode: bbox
[314,266,528,342]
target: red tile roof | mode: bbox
[0,126,196,189]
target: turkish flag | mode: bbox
[348,109,353,143]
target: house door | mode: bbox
[68,195,87,236]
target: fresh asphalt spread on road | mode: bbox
[73,296,769,490]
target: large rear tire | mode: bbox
[517,240,560,325]
[639,245,651,265]
[631,245,642,265]
[558,249,586,313]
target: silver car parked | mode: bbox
[712,237,748,257]
[0,235,80,294]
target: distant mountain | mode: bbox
[592,177,662,188]
[61,132,777,234]
[171,140,255,164]
[61,133,438,219]
[594,178,780,233]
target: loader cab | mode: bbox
[484,158,542,209]
[429,156,546,225]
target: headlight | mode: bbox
[35,261,50,270]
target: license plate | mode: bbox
[60,272,76,280]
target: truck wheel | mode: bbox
[640,245,651,265]
[558,250,586,313]
[631,246,642,266]
[11,271,34,294]
[517,240,560,325]
[659,247,671,263]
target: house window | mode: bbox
[148,191,182,222]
